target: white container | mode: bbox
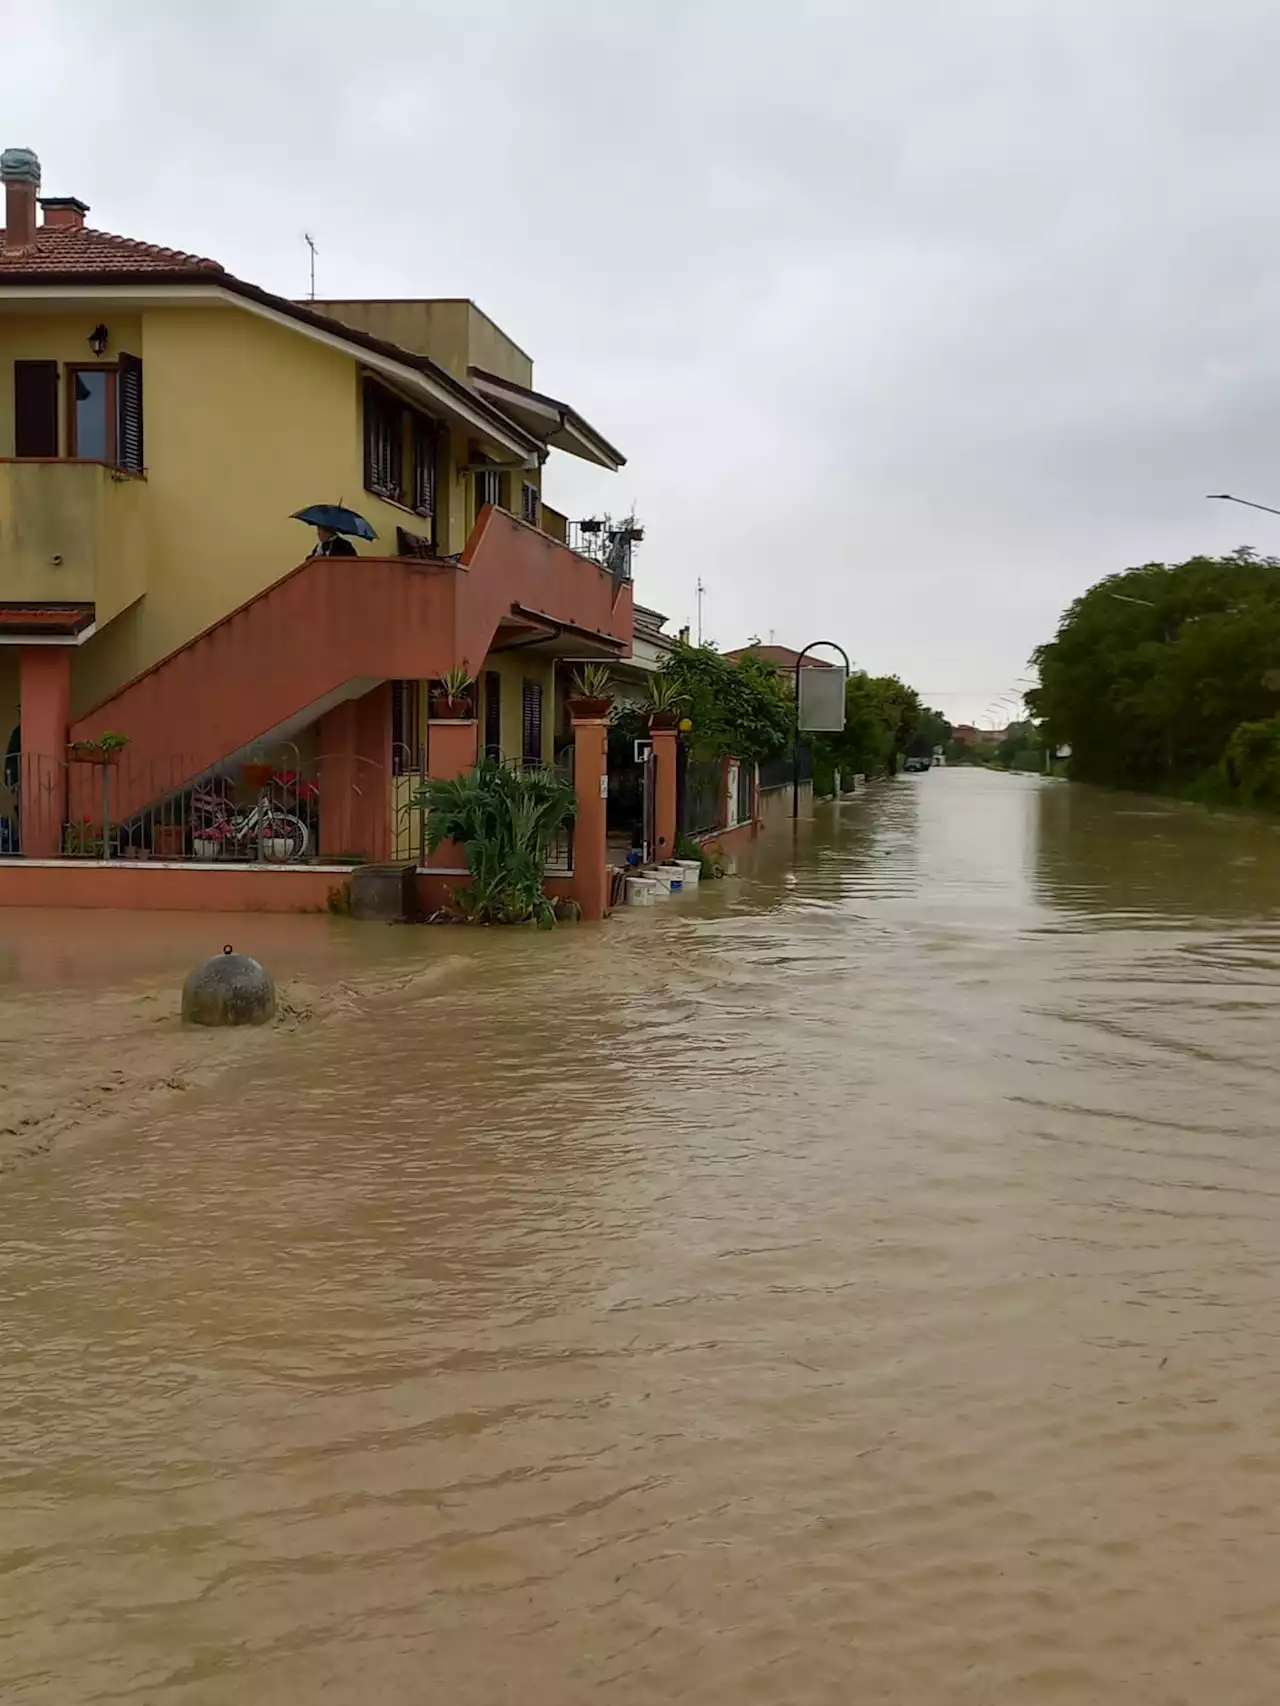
[626,876,659,907]
[674,859,701,887]
[192,838,221,861]
[648,867,679,893]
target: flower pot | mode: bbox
[67,742,121,767]
[260,838,294,863]
[430,697,473,721]
[648,711,681,731]
[240,761,274,789]
[566,696,614,719]
[192,837,223,861]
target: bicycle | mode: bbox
[191,776,311,862]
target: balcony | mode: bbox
[0,459,148,628]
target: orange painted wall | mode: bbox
[0,862,344,912]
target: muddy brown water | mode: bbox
[4,769,1280,1704]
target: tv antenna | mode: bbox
[304,233,318,301]
[696,577,706,645]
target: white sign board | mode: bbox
[797,665,847,733]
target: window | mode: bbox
[521,679,544,767]
[363,381,404,502]
[411,415,437,527]
[521,481,540,527]
[13,360,58,457]
[67,366,116,460]
[474,467,502,515]
[391,679,423,775]
[484,671,502,761]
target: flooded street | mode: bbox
[5,768,1280,1703]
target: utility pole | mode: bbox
[696,578,705,645]
[304,233,318,301]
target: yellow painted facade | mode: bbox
[311,299,533,388]
[0,299,541,716]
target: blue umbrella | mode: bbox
[291,503,378,541]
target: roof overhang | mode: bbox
[0,281,540,464]
[467,367,625,471]
[0,602,96,644]
[489,602,629,660]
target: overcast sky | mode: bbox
[11,0,1280,721]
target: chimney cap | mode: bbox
[39,195,88,215]
[0,147,40,186]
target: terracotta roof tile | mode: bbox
[722,645,834,668]
[0,224,222,277]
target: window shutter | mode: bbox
[117,352,144,473]
[521,679,543,767]
[484,671,502,760]
[14,361,58,457]
[412,416,437,521]
[363,380,377,490]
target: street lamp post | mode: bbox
[793,641,852,819]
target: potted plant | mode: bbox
[192,823,226,861]
[62,818,102,857]
[565,662,615,718]
[67,731,129,767]
[645,675,686,731]
[430,666,475,720]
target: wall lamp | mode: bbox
[88,323,108,357]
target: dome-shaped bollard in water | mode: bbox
[182,945,276,1027]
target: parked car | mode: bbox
[903,755,932,773]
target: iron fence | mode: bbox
[758,747,811,792]
[0,746,578,875]
[679,754,724,837]
[737,759,754,824]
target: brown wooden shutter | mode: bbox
[412,416,437,524]
[14,361,58,457]
[521,679,543,767]
[117,352,144,473]
[484,671,502,760]
[362,379,379,491]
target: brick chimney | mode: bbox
[39,195,88,232]
[1,146,40,251]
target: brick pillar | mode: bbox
[650,723,678,864]
[570,712,608,921]
[424,717,478,870]
[318,685,392,861]
[19,647,71,857]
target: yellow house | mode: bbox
[0,144,634,913]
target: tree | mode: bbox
[813,673,922,780]
[660,642,795,762]
[1029,552,1280,791]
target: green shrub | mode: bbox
[413,761,577,927]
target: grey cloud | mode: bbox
[11,0,1280,714]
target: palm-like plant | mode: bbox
[568,662,614,701]
[413,761,577,926]
[645,674,686,715]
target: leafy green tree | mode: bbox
[660,642,795,762]
[1029,551,1280,790]
[813,673,922,779]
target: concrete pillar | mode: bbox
[423,716,478,871]
[570,712,608,921]
[650,723,678,864]
[318,685,393,861]
[19,647,71,857]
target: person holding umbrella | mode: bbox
[292,503,378,558]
